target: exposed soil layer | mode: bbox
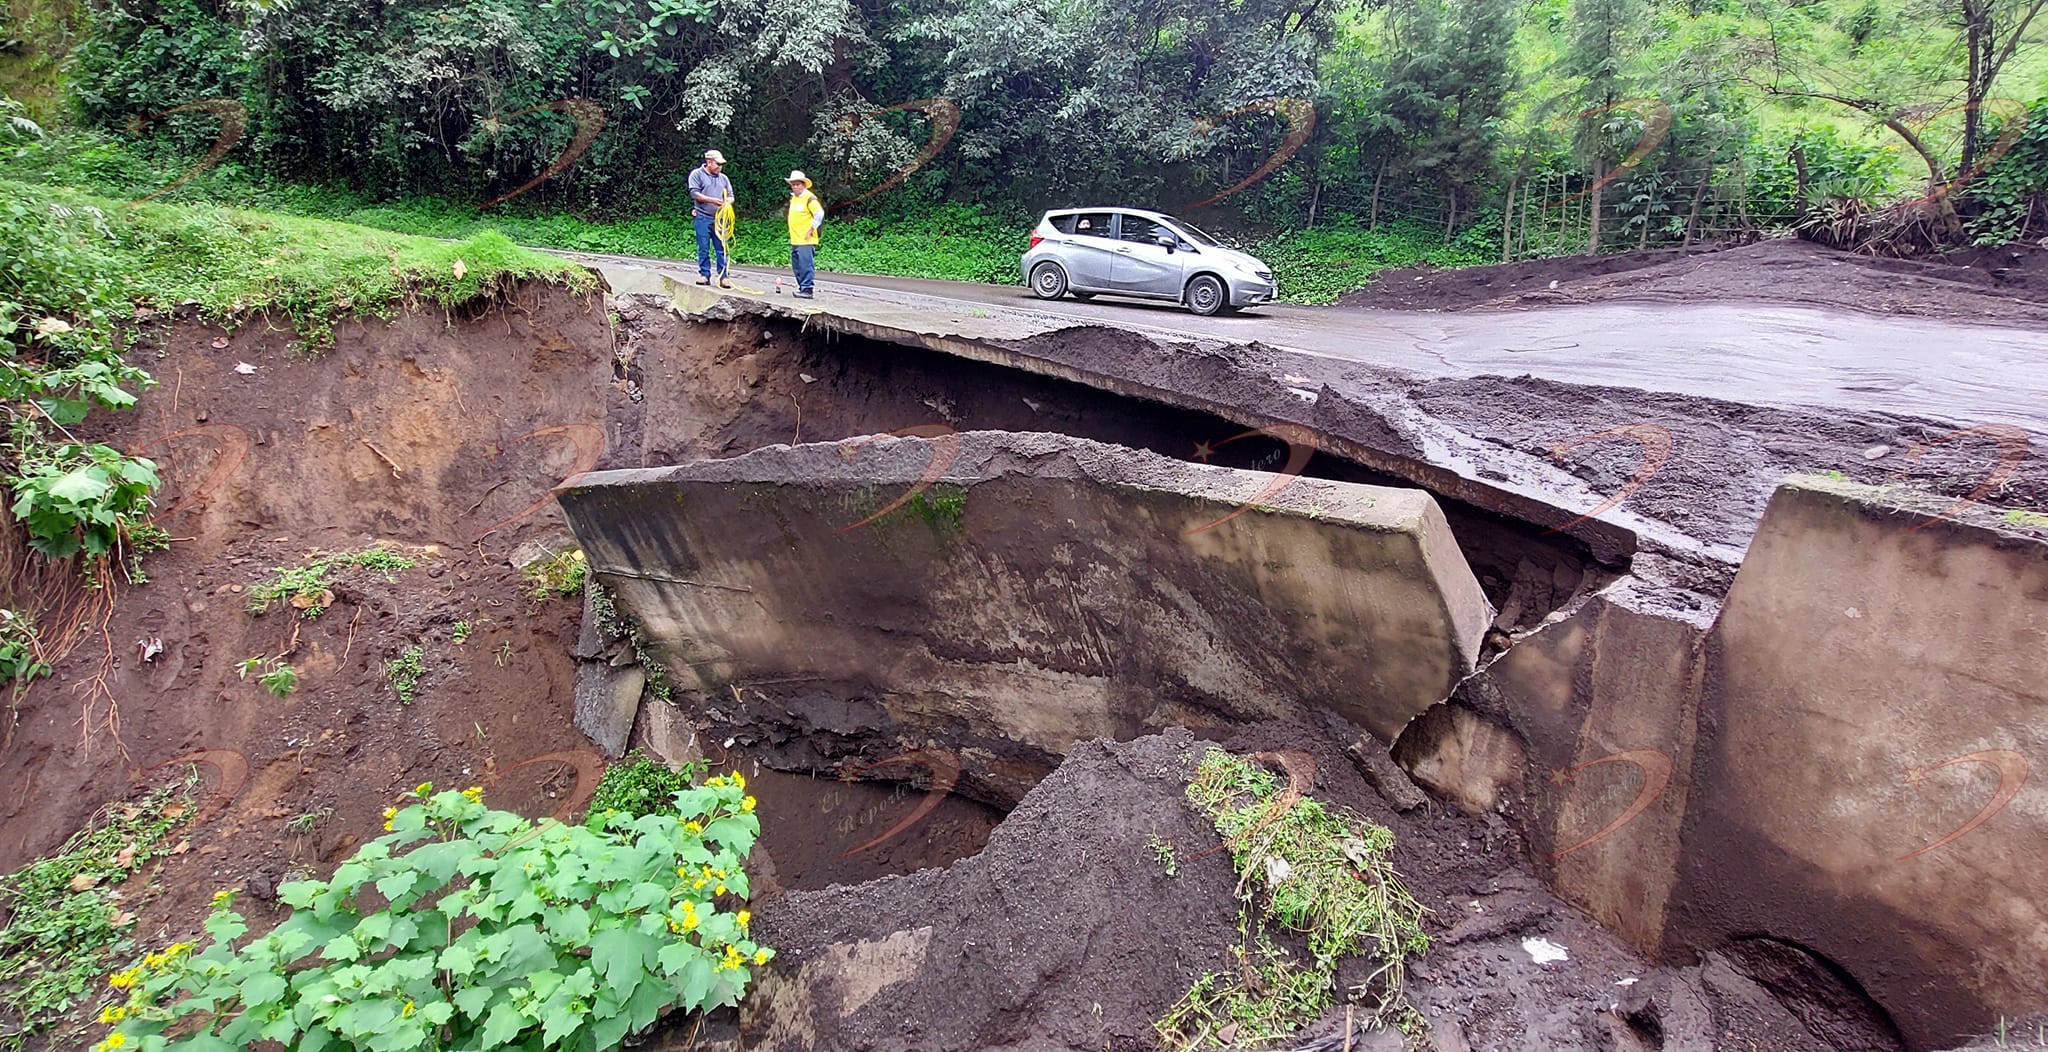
[666,723,1903,1052]
[1341,239,2048,322]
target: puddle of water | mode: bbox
[727,754,1003,895]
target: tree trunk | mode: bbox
[1792,142,1810,208]
[1588,160,1605,254]
[1502,175,1518,263]
[1445,187,1457,239]
[1370,159,1387,229]
[1962,0,1987,177]
[1308,175,1323,228]
[1683,163,1712,246]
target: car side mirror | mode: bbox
[1156,235,1177,251]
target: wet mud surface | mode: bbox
[1342,239,2048,324]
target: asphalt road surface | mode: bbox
[577,252,2048,437]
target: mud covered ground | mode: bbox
[1341,239,2048,323]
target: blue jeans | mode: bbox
[791,244,816,292]
[694,214,725,278]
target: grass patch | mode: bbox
[1156,749,1430,1051]
[384,644,425,704]
[522,547,587,601]
[0,784,194,1050]
[246,543,418,618]
[0,177,594,350]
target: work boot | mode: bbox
[696,277,711,286]
[795,289,814,298]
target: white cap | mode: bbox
[704,149,726,163]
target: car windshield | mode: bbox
[1157,216,1222,247]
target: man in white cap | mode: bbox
[688,149,734,287]
[785,170,824,298]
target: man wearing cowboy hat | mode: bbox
[689,149,735,287]
[785,169,824,298]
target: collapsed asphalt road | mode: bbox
[563,250,2048,437]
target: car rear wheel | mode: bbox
[1030,262,1069,300]
[1185,274,1228,316]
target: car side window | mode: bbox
[1049,214,1078,234]
[1119,216,1165,244]
[1073,212,1113,237]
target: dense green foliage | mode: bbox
[589,753,709,820]
[0,785,193,1052]
[95,779,770,1052]
[18,0,2039,239]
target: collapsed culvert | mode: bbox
[611,304,1624,633]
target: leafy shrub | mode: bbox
[236,656,298,699]
[1249,218,1492,305]
[590,753,708,819]
[385,645,426,704]
[0,608,51,685]
[97,780,771,1052]
[6,442,160,560]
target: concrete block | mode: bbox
[574,661,644,757]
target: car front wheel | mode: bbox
[1030,262,1069,300]
[1185,274,1228,316]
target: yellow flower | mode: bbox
[682,820,702,835]
[402,1000,416,1018]
[676,867,688,878]
[732,772,746,791]
[740,796,756,813]
[97,1005,126,1024]
[142,952,164,970]
[753,949,771,965]
[462,787,484,804]
[105,1035,128,1050]
[693,879,707,890]
[718,944,744,971]
[706,775,726,788]
[679,913,698,932]
[715,883,727,896]
[210,889,233,908]
[415,781,433,797]
[108,970,139,990]
[736,910,751,931]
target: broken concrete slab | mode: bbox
[573,661,644,757]
[558,430,1493,803]
[1406,478,2048,1048]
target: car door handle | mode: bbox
[1115,246,1132,253]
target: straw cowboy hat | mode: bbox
[785,170,812,187]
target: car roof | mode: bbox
[1042,206,1173,220]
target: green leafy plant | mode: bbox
[522,549,588,601]
[96,779,771,1052]
[451,619,475,644]
[1156,749,1430,1050]
[0,608,51,686]
[591,753,710,820]
[0,785,193,1050]
[236,655,299,699]
[248,544,418,618]
[385,645,426,704]
[1147,833,1179,877]
[6,441,160,561]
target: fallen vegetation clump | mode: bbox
[1157,749,1431,1051]
[246,543,419,618]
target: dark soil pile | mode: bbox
[1343,239,2048,324]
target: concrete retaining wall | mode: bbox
[558,431,1493,804]
[1403,477,2048,1049]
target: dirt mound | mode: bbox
[1343,239,2048,323]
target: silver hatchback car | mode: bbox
[1020,207,1277,316]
